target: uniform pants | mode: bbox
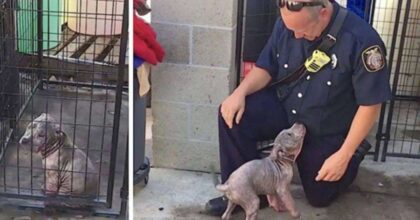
[219,87,361,207]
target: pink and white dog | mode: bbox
[19,113,98,197]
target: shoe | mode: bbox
[204,195,269,216]
[204,196,230,216]
[353,140,372,162]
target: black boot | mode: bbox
[204,196,230,216]
[204,195,269,216]
[353,140,372,162]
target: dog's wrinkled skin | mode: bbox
[20,113,98,197]
[216,123,306,220]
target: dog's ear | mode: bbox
[45,132,59,148]
[52,123,61,132]
[268,144,280,160]
[40,113,47,118]
[42,113,53,121]
[41,113,60,131]
[55,130,66,140]
[274,133,282,145]
[46,130,64,148]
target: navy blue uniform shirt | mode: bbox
[256,2,392,137]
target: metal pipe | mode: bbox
[235,0,245,86]
[42,79,128,91]
[106,0,128,208]
[119,138,129,217]
[37,0,43,65]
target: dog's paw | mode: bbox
[267,194,287,212]
[45,189,59,196]
[290,210,301,219]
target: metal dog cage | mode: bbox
[0,0,128,217]
[373,0,420,161]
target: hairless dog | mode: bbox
[217,123,306,220]
[20,113,98,200]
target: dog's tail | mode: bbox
[210,164,230,192]
[210,164,229,192]
[216,183,229,192]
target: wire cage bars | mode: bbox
[0,0,128,216]
[373,0,420,161]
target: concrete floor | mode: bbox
[0,205,114,220]
[134,108,420,219]
[134,168,420,220]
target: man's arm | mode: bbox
[316,104,381,181]
[221,18,284,128]
[220,67,272,128]
[235,66,273,96]
[338,104,381,159]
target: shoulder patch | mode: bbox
[362,45,385,72]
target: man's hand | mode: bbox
[315,104,381,182]
[220,91,246,129]
[219,66,272,129]
[315,150,352,182]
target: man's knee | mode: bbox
[218,104,223,118]
[218,104,232,129]
[302,183,339,208]
[305,193,336,208]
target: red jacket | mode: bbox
[133,14,165,65]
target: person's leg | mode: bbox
[297,135,362,207]
[218,87,290,183]
[206,87,290,215]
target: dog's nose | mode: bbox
[20,137,29,144]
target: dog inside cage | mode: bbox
[19,113,98,198]
[0,0,128,216]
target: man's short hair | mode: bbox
[307,0,331,18]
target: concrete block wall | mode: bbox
[150,0,238,172]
